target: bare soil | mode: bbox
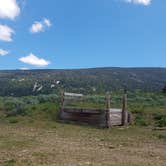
[0,121,166,166]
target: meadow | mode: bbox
[0,92,166,166]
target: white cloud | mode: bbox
[43,18,51,27]
[0,24,14,42]
[0,49,9,56]
[124,0,151,6]
[0,0,20,20]
[30,18,52,33]
[20,67,29,70]
[30,21,44,33]
[19,53,50,67]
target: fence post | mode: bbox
[61,91,65,112]
[106,93,111,128]
[122,89,127,126]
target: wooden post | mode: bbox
[122,89,127,126]
[106,93,111,128]
[61,91,65,112]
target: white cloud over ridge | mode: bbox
[19,53,50,67]
[0,49,9,56]
[30,18,52,33]
[124,0,151,6]
[0,0,20,20]
[0,25,14,42]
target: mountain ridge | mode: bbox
[0,67,166,96]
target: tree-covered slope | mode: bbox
[0,67,166,96]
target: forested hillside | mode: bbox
[0,67,166,96]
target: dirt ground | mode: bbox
[0,122,166,166]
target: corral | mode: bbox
[60,91,132,128]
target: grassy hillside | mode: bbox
[0,67,166,96]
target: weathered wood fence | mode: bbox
[59,92,131,128]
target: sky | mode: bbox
[0,0,166,70]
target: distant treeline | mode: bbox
[0,67,166,96]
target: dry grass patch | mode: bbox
[0,121,166,166]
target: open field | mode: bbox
[0,93,166,166]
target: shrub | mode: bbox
[22,96,39,105]
[3,98,27,117]
[4,159,16,166]
[153,113,166,127]
[8,118,18,124]
[157,134,166,140]
[157,118,166,127]
[37,94,59,103]
[130,104,145,114]
[135,114,148,126]
[153,113,166,121]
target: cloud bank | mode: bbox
[0,0,20,20]
[19,53,50,67]
[0,25,14,42]
[30,18,52,33]
[124,0,151,6]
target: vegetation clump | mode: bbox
[3,159,16,166]
[153,113,166,127]
[134,114,148,126]
[3,98,27,117]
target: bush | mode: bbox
[157,118,166,127]
[3,98,27,117]
[22,96,39,105]
[157,134,166,140]
[153,113,166,127]
[4,159,16,166]
[8,117,18,124]
[135,114,148,126]
[153,113,166,120]
[37,94,59,103]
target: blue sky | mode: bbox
[0,0,166,70]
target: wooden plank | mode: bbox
[60,109,106,126]
[110,108,123,125]
[64,92,83,97]
[63,108,105,114]
[110,108,122,113]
